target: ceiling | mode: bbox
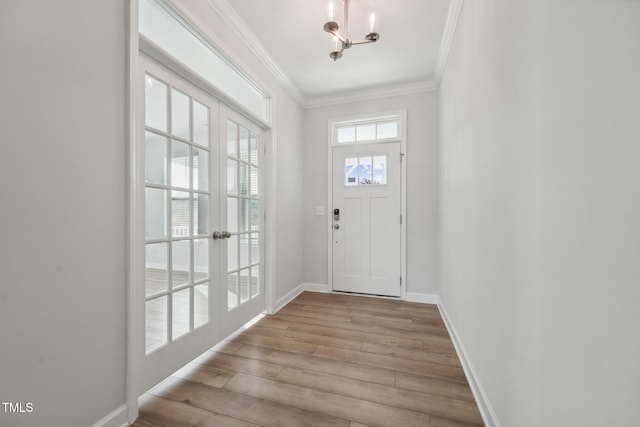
[223,0,453,104]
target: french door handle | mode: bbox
[212,231,232,240]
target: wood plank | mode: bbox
[235,344,396,386]
[276,367,483,425]
[395,372,477,403]
[288,321,423,349]
[135,394,259,427]
[193,350,284,379]
[170,362,235,388]
[248,324,364,351]
[149,376,350,427]
[275,312,387,334]
[313,345,468,383]
[229,330,319,354]
[225,372,431,427]
[360,341,461,367]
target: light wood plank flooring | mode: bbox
[133,292,484,426]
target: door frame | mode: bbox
[326,110,408,300]
[126,0,278,421]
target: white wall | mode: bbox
[0,2,127,426]
[439,1,640,425]
[303,92,439,296]
[178,0,305,304]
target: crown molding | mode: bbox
[434,0,464,86]
[303,80,438,109]
[206,0,306,106]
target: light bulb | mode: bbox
[328,1,335,21]
[369,13,376,33]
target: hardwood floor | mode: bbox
[132,292,484,426]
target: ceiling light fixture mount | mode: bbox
[324,0,379,61]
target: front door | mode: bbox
[332,142,402,297]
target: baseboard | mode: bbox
[91,404,129,427]
[438,301,500,427]
[273,283,329,313]
[406,292,439,304]
[302,282,329,293]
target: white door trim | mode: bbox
[326,110,407,300]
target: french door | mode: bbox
[139,58,264,393]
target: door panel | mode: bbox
[219,107,265,338]
[332,143,401,297]
[140,60,220,393]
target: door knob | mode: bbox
[223,231,231,238]
[212,231,224,239]
[333,224,340,229]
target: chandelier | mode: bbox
[323,0,380,61]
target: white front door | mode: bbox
[332,142,402,297]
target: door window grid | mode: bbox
[345,155,387,186]
[144,73,211,354]
[226,119,261,311]
[335,119,399,144]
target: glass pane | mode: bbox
[172,240,190,287]
[227,234,238,272]
[250,233,259,265]
[239,163,249,196]
[194,283,209,328]
[194,193,209,236]
[193,239,209,282]
[239,199,249,232]
[146,296,167,353]
[250,134,260,166]
[359,156,373,184]
[239,269,250,304]
[193,147,209,192]
[344,157,358,186]
[227,197,238,233]
[250,267,259,298]
[227,120,238,158]
[250,200,260,232]
[145,242,168,296]
[193,100,209,147]
[145,131,168,185]
[239,127,249,162]
[337,126,355,143]
[172,141,190,189]
[377,121,398,139]
[227,159,238,195]
[356,124,376,141]
[172,88,190,141]
[145,188,167,239]
[240,234,249,268]
[171,191,190,238]
[250,166,259,197]
[172,288,190,340]
[373,155,387,185]
[227,273,239,310]
[145,74,167,132]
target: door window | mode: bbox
[144,73,211,354]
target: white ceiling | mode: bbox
[224,0,452,104]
